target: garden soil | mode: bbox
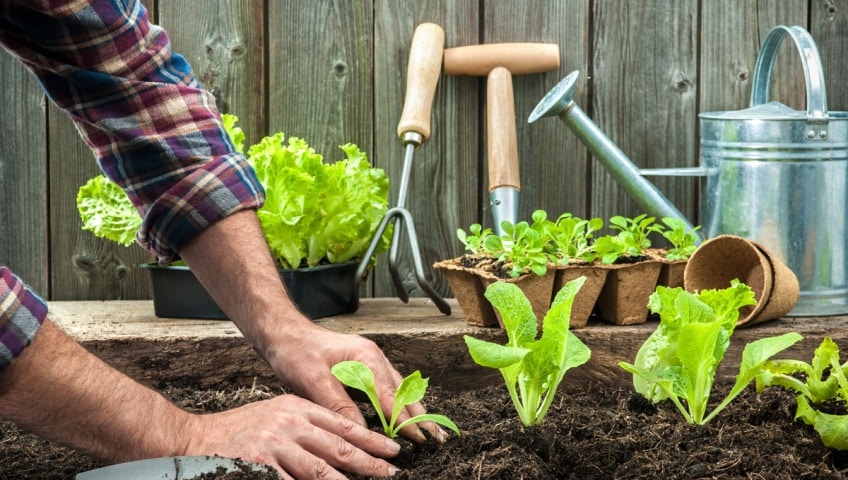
[1,376,846,479]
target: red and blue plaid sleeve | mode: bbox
[0,0,265,261]
[0,267,47,373]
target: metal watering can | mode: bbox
[529,25,848,317]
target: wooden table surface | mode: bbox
[49,298,848,392]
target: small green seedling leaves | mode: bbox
[464,277,591,427]
[756,337,848,450]
[331,360,460,439]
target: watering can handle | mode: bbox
[750,25,828,136]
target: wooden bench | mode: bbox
[50,298,848,392]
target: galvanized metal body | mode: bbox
[699,25,848,316]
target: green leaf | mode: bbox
[394,413,461,438]
[76,175,142,247]
[484,282,538,348]
[464,336,530,369]
[390,371,428,434]
[331,361,388,432]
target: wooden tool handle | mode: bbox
[444,43,560,76]
[397,23,445,142]
[487,67,520,191]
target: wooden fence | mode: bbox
[1,0,846,302]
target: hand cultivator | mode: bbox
[354,23,451,315]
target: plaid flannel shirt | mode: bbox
[0,0,266,371]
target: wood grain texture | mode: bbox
[159,0,265,147]
[812,0,848,111]
[2,1,847,302]
[591,0,699,227]
[0,51,49,294]
[51,298,848,392]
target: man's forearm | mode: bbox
[177,208,310,366]
[0,319,195,463]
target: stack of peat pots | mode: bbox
[435,234,799,330]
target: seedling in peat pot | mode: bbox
[331,361,460,439]
[464,277,591,427]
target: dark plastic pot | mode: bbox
[141,261,360,320]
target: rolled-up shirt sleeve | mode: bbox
[0,267,47,373]
[0,0,265,261]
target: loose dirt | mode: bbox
[1,376,847,479]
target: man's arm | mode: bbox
[179,209,447,443]
[0,317,401,478]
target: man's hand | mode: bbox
[179,209,448,444]
[264,322,449,444]
[185,393,401,479]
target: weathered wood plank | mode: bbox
[371,1,481,299]
[482,0,591,222]
[159,0,266,147]
[266,1,373,161]
[50,298,848,393]
[699,1,807,114]
[812,0,848,111]
[591,0,700,227]
[0,50,49,294]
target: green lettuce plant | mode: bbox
[76,114,392,270]
[331,360,460,439]
[620,280,802,425]
[456,223,494,256]
[755,337,848,450]
[464,277,591,426]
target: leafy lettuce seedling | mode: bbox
[331,361,460,439]
[620,280,802,425]
[464,277,591,427]
[756,337,848,450]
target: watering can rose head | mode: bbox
[76,114,393,270]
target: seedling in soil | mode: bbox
[464,277,591,427]
[620,280,802,425]
[331,361,460,439]
[756,336,848,450]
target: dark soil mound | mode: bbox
[1,379,846,479]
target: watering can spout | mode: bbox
[529,70,702,240]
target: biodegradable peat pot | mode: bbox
[434,256,556,329]
[684,235,800,326]
[596,258,663,325]
[553,263,608,329]
[433,257,499,327]
[657,259,687,288]
[142,261,361,320]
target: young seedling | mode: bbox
[457,223,494,255]
[619,280,802,425]
[464,277,591,427]
[331,361,460,439]
[546,213,603,265]
[483,210,551,278]
[755,337,848,450]
[660,217,701,261]
[608,214,663,256]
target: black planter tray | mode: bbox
[141,261,360,320]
